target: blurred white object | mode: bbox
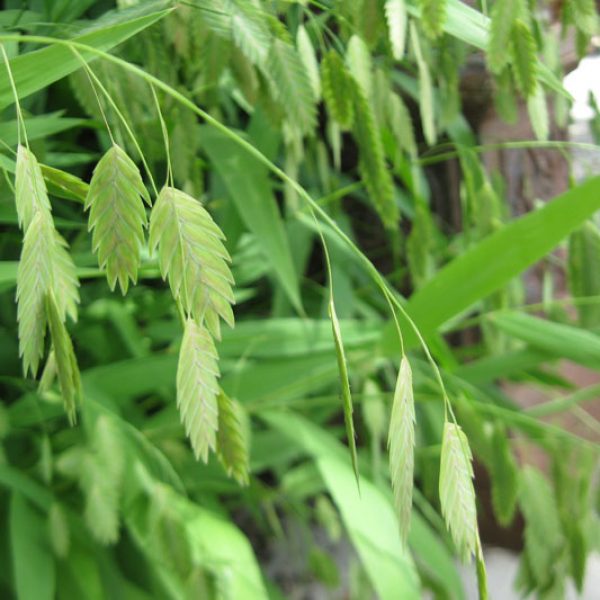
[564,54,600,121]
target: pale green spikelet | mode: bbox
[385,0,408,60]
[570,0,598,36]
[527,85,549,140]
[48,502,70,559]
[411,25,436,145]
[346,34,373,98]
[296,25,321,100]
[388,357,415,542]
[38,350,57,394]
[510,20,538,98]
[177,318,220,462]
[81,415,125,545]
[420,0,447,38]
[16,212,54,377]
[439,422,479,562]
[568,222,600,327]
[86,144,150,295]
[15,144,52,230]
[266,39,316,135]
[489,424,518,527]
[321,51,355,129]
[216,391,250,485]
[387,91,417,158]
[45,292,82,424]
[149,186,235,340]
[351,81,398,227]
[230,0,271,66]
[487,0,519,74]
[53,232,79,322]
[519,466,563,587]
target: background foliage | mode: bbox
[0,0,599,598]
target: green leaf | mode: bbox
[263,411,421,600]
[491,311,600,370]
[216,390,250,485]
[329,292,360,487]
[409,512,467,599]
[177,319,220,462]
[0,5,172,110]
[200,127,301,314]
[381,176,600,354]
[0,113,86,148]
[10,493,55,600]
[41,164,88,203]
[86,144,150,294]
[388,356,415,542]
[439,422,479,562]
[129,482,269,599]
[149,186,235,339]
[266,39,316,135]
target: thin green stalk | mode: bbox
[69,47,158,196]
[150,83,174,188]
[0,44,26,148]
[419,140,600,167]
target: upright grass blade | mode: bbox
[10,493,55,600]
[382,175,600,353]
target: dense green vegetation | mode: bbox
[0,1,599,598]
